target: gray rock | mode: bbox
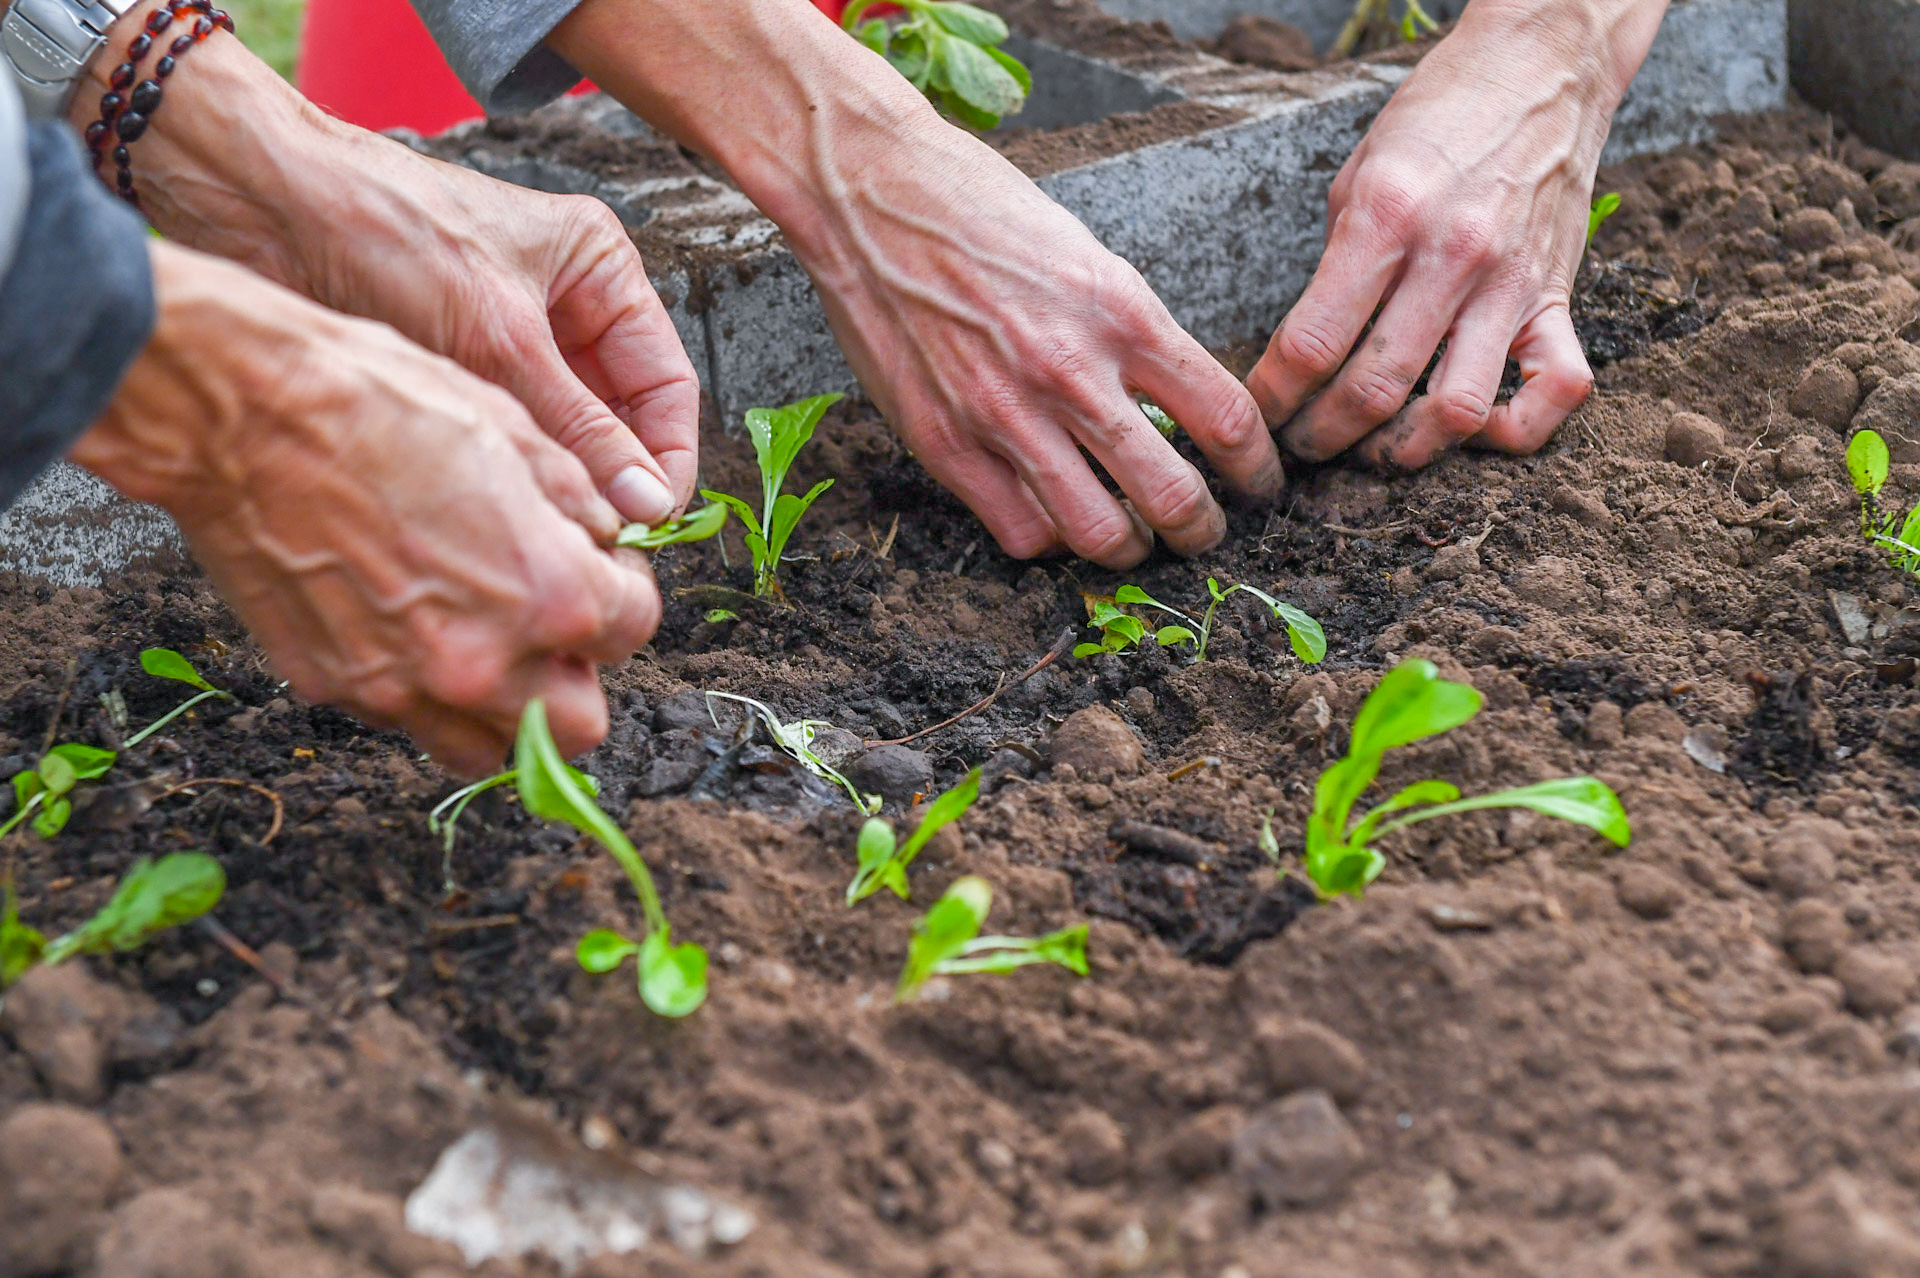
[806,727,866,771]
[652,690,718,733]
[636,759,703,798]
[1230,1090,1363,1210]
[847,746,935,804]
[0,1103,122,1278]
[1049,705,1146,782]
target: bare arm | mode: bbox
[550,0,1283,569]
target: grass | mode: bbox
[225,0,305,80]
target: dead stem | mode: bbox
[866,628,1075,748]
[152,778,285,845]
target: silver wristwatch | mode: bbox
[1,0,141,121]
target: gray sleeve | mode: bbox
[410,0,589,116]
[0,76,27,279]
[0,116,156,512]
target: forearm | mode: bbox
[1451,0,1670,112]
[546,0,947,251]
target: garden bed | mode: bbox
[7,104,1920,1276]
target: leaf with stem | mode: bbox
[848,767,983,904]
[0,879,46,987]
[124,648,235,748]
[1585,192,1623,247]
[703,394,844,598]
[844,0,1030,128]
[616,503,729,551]
[707,691,880,814]
[896,876,1088,1001]
[40,852,224,965]
[516,701,706,1018]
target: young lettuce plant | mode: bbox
[1846,429,1920,573]
[4,743,117,840]
[849,767,981,904]
[703,394,843,600]
[1305,659,1630,899]
[1076,581,1327,664]
[1,851,224,987]
[123,647,236,748]
[615,503,729,552]
[842,0,1031,130]
[516,701,707,1018]
[1586,192,1623,248]
[705,691,881,814]
[429,763,598,856]
[895,876,1088,1002]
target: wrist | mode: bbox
[1452,0,1666,108]
[64,0,358,293]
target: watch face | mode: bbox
[1,0,100,120]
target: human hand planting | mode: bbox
[550,0,1283,570]
[1249,0,1669,469]
[72,244,659,776]
[68,20,699,526]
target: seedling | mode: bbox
[429,762,598,856]
[702,394,843,600]
[1075,580,1326,664]
[849,767,981,904]
[1142,403,1179,440]
[895,875,1088,1002]
[1,852,224,987]
[1586,192,1623,248]
[124,647,236,748]
[1846,429,1920,572]
[842,0,1030,130]
[1304,659,1630,899]
[515,701,706,1018]
[1334,0,1438,56]
[4,743,117,839]
[616,503,729,551]
[1258,808,1280,863]
[704,691,880,814]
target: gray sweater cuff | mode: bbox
[0,123,156,512]
[0,77,28,281]
[410,0,588,116]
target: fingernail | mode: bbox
[607,466,674,526]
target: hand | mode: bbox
[1248,0,1668,469]
[73,243,661,776]
[550,0,1282,570]
[70,13,700,526]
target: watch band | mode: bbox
[2,0,141,121]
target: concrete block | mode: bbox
[0,465,182,587]
[1791,0,1920,160]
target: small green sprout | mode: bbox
[615,503,730,551]
[1075,580,1326,664]
[895,875,1088,1002]
[843,0,1031,130]
[429,763,598,857]
[702,394,843,600]
[4,743,117,839]
[1586,192,1623,248]
[124,648,236,749]
[1142,403,1179,440]
[704,608,741,625]
[1846,429,1920,572]
[516,701,706,1018]
[1305,659,1630,899]
[1,852,225,987]
[849,767,982,904]
[1334,0,1438,56]
[1258,808,1280,863]
[705,691,881,814]
[1398,0,1439,41]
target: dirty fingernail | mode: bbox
[607,466,674,526]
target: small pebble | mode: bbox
[1230,1090,1363,1210]
[1050,705,1146,782]
[1665,412,1727,465]
[1253,1018,1368,1106]
[1060,1108,1130,1187]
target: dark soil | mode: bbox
[11,101,1920,1278]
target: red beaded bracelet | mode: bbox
[84,0,235,207]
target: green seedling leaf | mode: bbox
[38,753,76,797]
[849,768,983,905]
[1301,660,1631,899]
[1076,599,1150,659]
[1231,585,1327,664]
[1586,191,1623,247]
[844,0,1029,128]
[0,881,46,987]
[1849,430,1890,498]
[705,691,880,814]
[616,503,730,551]
[924,0,1007,44]
[897,875,992,1000]
[140,647,214,693]
[1258,808,1280,863]
[701,490,763,539]
[576,928,641,974]
[705,609,741,625]
[46,743,116,783]
[939,35,1026,120]
[855,16,890,53]
[1142,403,1179,439]
[32,797,71,839]
[638,928,709,1018]
[41,852,224,965]
[1156,626,1197,648]
[707,394,844,598]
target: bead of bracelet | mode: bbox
[90,0,230,206]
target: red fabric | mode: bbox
[297,0,484,133]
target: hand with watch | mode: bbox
[0,0,680,773]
